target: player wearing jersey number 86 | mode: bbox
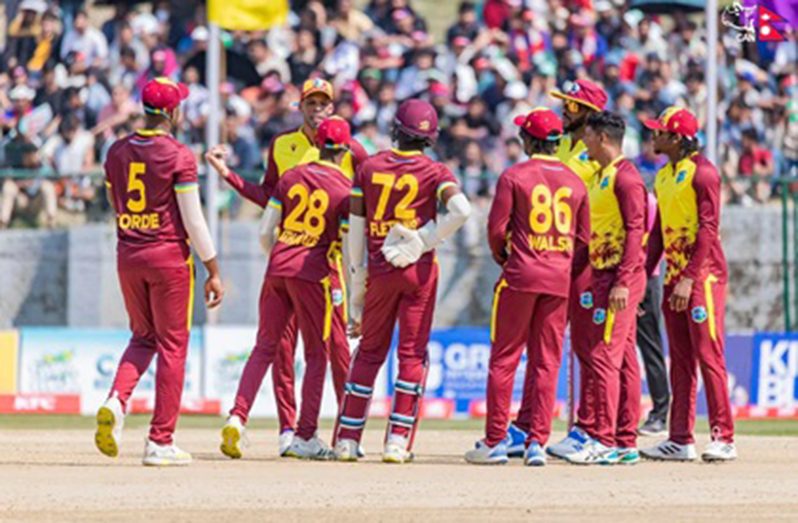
[467,108,589,466]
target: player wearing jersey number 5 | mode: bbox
[219,117,353,461]
[95,77,224,467]
[640,107,736,463]
[465,108,590,466]
[334,100,471,463]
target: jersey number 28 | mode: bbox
[284,184,329,236]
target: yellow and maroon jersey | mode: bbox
[353,148,459,276]
[487,154,590,297]
[266,161,352,282]
[226,127,368,207]
[104,129,196,267]
[649,153,728,285]
[587,157,648,286]
[556,134,601,186]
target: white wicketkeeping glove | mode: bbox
[381,224,426,268]
[349,265,367,323]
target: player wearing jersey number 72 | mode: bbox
[335,100,471,463]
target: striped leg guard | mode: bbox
[334,381,374,444]
[385,359,429,452]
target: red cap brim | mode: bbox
[177,82,189,100]
[643,119,665,131]
[513,115,527,126]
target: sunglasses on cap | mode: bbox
[565,100,581,114]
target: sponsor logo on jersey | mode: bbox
[580,292,594,309]
[691,306,708,323]
[332,289,344,306]
[593,308,607,325]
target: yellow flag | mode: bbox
[208,0,289,31]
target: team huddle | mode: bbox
[93,75,736,467]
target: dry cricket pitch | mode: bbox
[1,427,797,522]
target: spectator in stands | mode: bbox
[738,128,775,204]
[1,140,56,229]
[60,9,109,70]
[4,0,47,72]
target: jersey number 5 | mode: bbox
[529,184,573,234]
[372,173,418,220]
[126,162,147,212]
[284,184,329,236]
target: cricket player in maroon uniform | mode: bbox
[334,99,471,463]
[211,79,367,455]
[95,77,224,466]
[640,107,736,462]
[465,108,590,466]
[217,117,354,460]
[564,112,647,465]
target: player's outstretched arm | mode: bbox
[176,188,224,308]
[206,145,275,208]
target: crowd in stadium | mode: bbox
[0,0,796,228]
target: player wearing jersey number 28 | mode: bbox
[95,77,224,467]
[465,108,590,466]
[334,100,471,463]
[208,79,365,456]
[218,117,354,461]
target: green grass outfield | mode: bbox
[2,415,798,436]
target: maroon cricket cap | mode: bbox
[513,107,564,140]
[142,77,189,115]
[550,78,608,112]
[394,99,439,140]
[315,116,351,150]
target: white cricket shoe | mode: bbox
[95,396,124,458]
[284,435,335,460]
[279,429,294,457]
[464,439,509,465]
[220,415,246,459]
[383,434,413,464]
[335,438,360,462]
[640,439,698,462]
[142,439,192,466]
[565,440,618,465]
[701,440,737,462]
[546,426,591,459]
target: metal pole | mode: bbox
[205,23,221,246]
[792,191,798,331]
[782,182,791,332]
[705,0,719,164]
